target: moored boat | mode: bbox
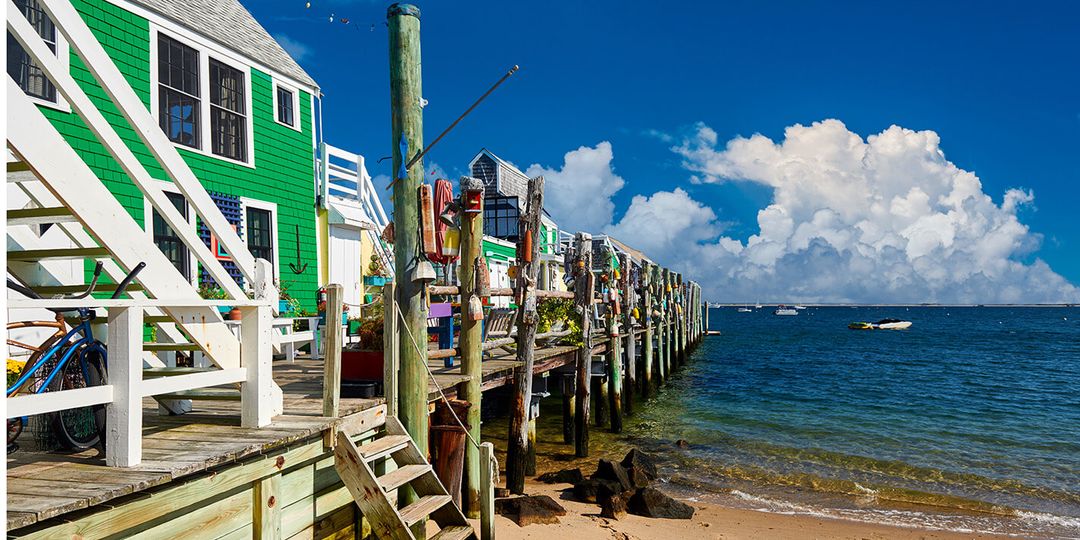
[774,305,798,316]
[849,319,912,330]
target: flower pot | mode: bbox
[363,276,387,287]
[227,307,242,321]
[348,320,361,335]
[217,306,231,315]
[279,299,290,313]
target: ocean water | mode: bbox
[619,306,1080,538]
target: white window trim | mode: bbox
[149,24,256,169]
[271,80,302,132]
[142,181,198,285]
[239,197,281,286]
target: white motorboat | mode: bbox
[737,306,753,313]
[774,305,798,316]
[848,319,912,330]
[794,305,807,310]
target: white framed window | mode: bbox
[143,184,198,284]
[240,197,280,284]
[7,0,71,112]
[272,81,301,131]
[150,26,255,168]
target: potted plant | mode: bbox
[341,301,384,382]
[347,315,363,336]
[198,284,231,316]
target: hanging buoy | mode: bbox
[614,268,620,281]
[475,256,490,297]
[632,307,640,320]
[508,265,519,279]
[418,184,436,258]
[467,294,484,321]
[522,227,533,263]
[431,178,459,264]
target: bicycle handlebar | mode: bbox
[110,263,145,299]
[6,261,145,304]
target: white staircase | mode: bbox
[320,143,395,274]
[6,0,282,465]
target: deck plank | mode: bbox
[6,340,595,532]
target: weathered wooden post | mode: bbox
[479,442,496,540]
[506,176,545,493]
[620,253,635,416]
[676,273,685,366]
[561,375,574,444]
[704,291,710,335]
[659,267,670,383]
[323,284,343,418]
[641,261,654,398]
[457,176,484,516]
[383,282,399,417]
[388,4,428,519]
[573,233,594,457]
[606,246,624,433]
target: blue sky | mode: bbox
[248,1,1080,301]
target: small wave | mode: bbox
[1017,511,1080,532]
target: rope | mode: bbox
[393,301,500,485]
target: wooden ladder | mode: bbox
[335,413,476,540]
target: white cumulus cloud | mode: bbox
[526,142,625,234]
[547,120,1078,304]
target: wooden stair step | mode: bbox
[429,525,476,540]
[157,387,239,401]
[400,495,453,526]
[142,367,214,378]
[377,464,431,492]
[143,342,202,352]
[7,161,30,173]
[7,247,108,261]
[358,435,411,462]
[7,206,77,226]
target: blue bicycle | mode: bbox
[6,261,145,453]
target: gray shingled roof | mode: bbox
[131,0,317,88]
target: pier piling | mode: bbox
[573,233,594,457]
[457,176,484,516]
[620,253,635,416]
[606,245,624,433]
[506,175,545,494]
[642,261,654,398]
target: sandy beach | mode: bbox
[488,480,1017,540]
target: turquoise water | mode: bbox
[623,306,1080,537]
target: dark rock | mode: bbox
[675,439,690,448]
[572,478,624,503]
[627,487,695,519]
[620,449,658,486]
[591,459,633,492]
[493,487,511,498]
[536,468,584,485]
[599,490,631,520]
[495,495,566,526]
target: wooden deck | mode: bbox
[6,341,602,532]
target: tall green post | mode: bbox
[387,2,428,477]
[458,177,485,517]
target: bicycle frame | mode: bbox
[6,311,101,398]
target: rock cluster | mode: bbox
[494,494,567,526]
[548,449,695,521]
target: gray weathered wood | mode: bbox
[573,233,594,458]
[457,178,484,517]
[506,175,545,493]
[383,282,399,418]
[323,284,344,418]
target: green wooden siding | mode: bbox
[482,238,515,264]
[33,0,319,309]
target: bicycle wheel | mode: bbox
[7,333,64,452]
[49,344,107,450]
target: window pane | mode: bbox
[246,208,273,267]
[210,106,246,161]
[152,192,190,279]
[276,87,294,126]
[7,0,57,102]
[159,86,200,148]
